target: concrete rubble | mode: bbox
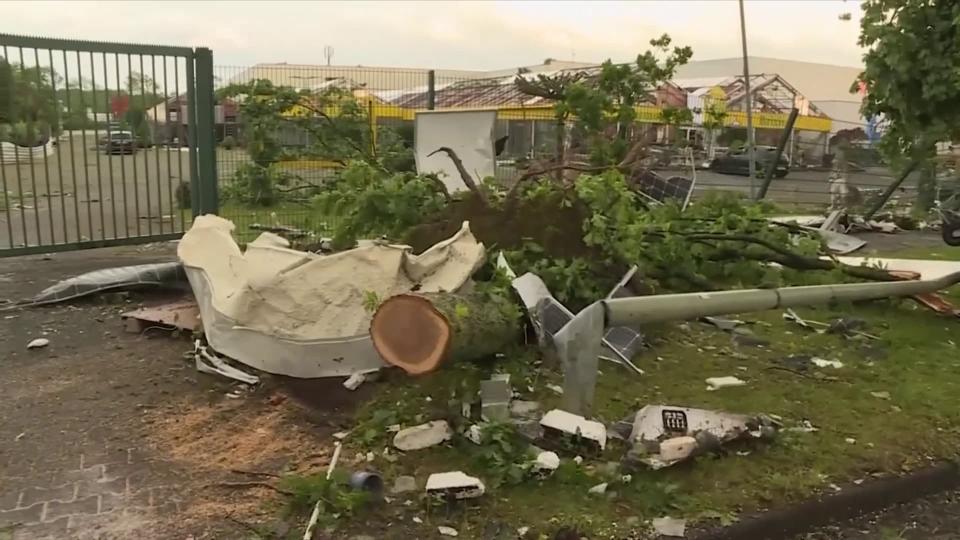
[390,475,417,494]
[393,420,453,451]
[652,517,687,537]
[480,374,512,421]
[425,471,486,499]
[705,376,746,390]
[540,409,607,453]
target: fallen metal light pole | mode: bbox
[556,271,960,415]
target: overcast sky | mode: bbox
[3,1,864,70]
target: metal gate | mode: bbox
[0,34,217,257]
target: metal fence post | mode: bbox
[193,47,218,215]
[185,55,200,218]
[756,107,798,200]
[427,70,436,110]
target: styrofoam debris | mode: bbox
[26,338,50,349]
[546,384,564,395]
[438,526,459,537]
[393,420,453,451]
[705,376,746,390]
[425,471,485,499]
[412,516,423,524]
[534,451,560,472]
[540,409,607,451]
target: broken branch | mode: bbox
[427,146,487,205]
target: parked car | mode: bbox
[709,146,789,178]
[103,131,136,154]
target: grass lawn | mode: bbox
[296,244,960,539]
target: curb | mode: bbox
[692,462,960,540]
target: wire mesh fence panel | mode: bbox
[0,34,198,256]
[207,59,940,235]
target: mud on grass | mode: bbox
[308,293,960,539]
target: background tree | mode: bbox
[858,0,960,211]
[0,58,15,124]
[0,60,60,145]
[516,35,692,173]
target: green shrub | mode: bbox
[220,135,237,150]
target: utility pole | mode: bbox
[739,0,757,196]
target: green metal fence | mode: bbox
[0,33,217,257]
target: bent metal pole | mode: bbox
[558,271,960,415]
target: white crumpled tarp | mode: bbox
[178,215,485,378]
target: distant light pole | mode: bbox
[739,0,757,196]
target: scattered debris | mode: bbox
[659,436,698,462]
[845,438,857,444]
[391,475,417,494]
[870,391,891,400]
[512,272,641,374]
[465,424,485,445]
[14,432,25,441]
[121,300,201,334]
[628,405,778,469]
[652,517,687,538]
[393,420,453,451]
[26,338,49,349]
[784,420,819,433]
[303,442,342,540]
[193,340,260,385]
[20,262,188,307]
[587,482,608,495]
[480,376,512,421]
[701,316,745,332]
[412,517,423,524]
[540,409,607,453]
[546,384,564,395]
[705,376,746,391]
[425,471,486,499]
[248,223,311,238]
[343,371,370,391]
[783,309,879,340]
[510,400,541,418]
[811,358,844,369]
[349,471,384,496]
[826,317,868,335]
[730,327,769,347]
[438,526,459,537]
